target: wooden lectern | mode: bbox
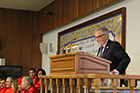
[49,52,111,75]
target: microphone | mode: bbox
[56,38,76,55]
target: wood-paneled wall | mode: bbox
[0,8,42,75]
[38,0,121,34]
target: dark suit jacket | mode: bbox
[97,39,131,74]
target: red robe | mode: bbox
[5,87,13,93]
[0,87,6,93]
[21,86,39,93]
[34,80,45,90]
[32,76,39,86]
[18,76,24,84]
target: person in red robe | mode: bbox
[5,77,14,93]
[0,78,6,93]
[21,76,38,93]
[29,68,39,86]
[35,68,46,90]
[17,76,24,93]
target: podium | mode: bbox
[49,52,111,75]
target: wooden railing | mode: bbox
[39,74,140,93]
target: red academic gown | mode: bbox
[34,80,45,90]
[5,87,13,93]
[21,86,39,93]
[0,87,6,93]
[32,76,39,86]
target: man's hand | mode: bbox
[110,69,119,74]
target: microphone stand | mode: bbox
[56,38,76,55]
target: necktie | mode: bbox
[99,46,104,57]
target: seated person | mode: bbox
[17,76,24,93]
[21,76,39,93]
[29,68,39,86]
[35,68,46,90]
[12,79,20,93]
[5,76,14,93]
[0,78,6,93]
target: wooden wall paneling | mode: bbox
[0,10,7,61]
[38,2,54,34]
[85,0,93,13]
[47,3,54,30]
[107,0,110,3]
[58,0,63,25]
[105,0,111,4]
[4,9,12,65]
[92,0,96,10]
[95,0,100,9]
[78,0,86,16]
[109,0,116,2]
[32,12,42,71]
[74,0,79,18]
[67,0,75,21]
[32,35,42,71]
[42,6,52,32]
[0,8,42,75]
[20,11,33,75]
[8,10,21,66]
[99,0,106,7]
[4,9,21,66]
[62,0,68,23]
[38,12,44,34]
[52,0,59,27]
[41,10,46,32]
[0,9,5,57]
[38,10,47,34]
[0,9,7,59]
[37,0,122,34]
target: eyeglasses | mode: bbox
[21,81,26,84]
[95,34,105,39]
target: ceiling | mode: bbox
[0,0,55,11]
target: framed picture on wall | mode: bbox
[57,7,126,55]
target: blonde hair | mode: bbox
[12,79,18,92]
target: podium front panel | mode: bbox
[49,52,111,75]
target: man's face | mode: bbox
[29,70,36,78]
[21,80,28,90]
[95,30,107,46]
[6,78,12,88]
[0,80,6,88]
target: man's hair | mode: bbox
[29,68,36,73]
[6,76,14,83]
[0,78,6,81]
[95,27,109,35]
[22,76,33,85]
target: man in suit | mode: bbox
[95,27,130,74]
